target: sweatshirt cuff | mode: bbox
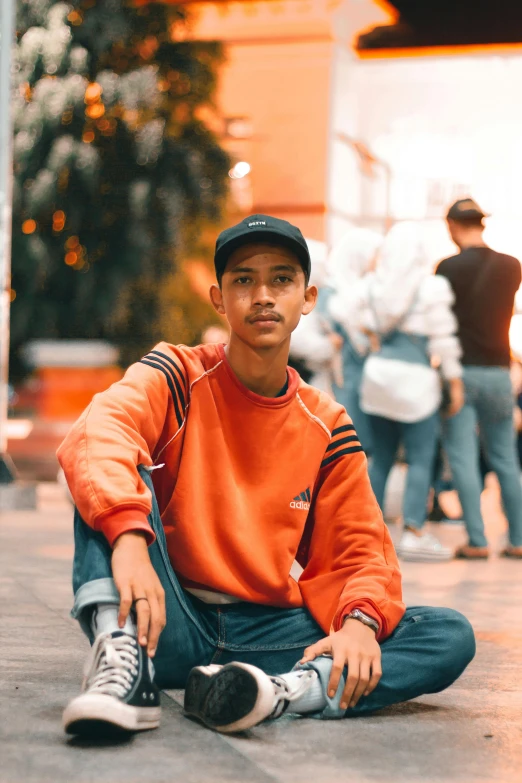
[95,508,156,548]
[333,599,385,642]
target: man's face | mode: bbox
[210,243,317,350]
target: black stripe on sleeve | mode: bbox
[321,446,364,470]
[149,349,186,386]
[331,424,356,437]
[149,350,186,394]
[140,359,183,428]
[145,351,186,411]
[325,435,360,452]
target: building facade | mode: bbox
[190,0,522,262]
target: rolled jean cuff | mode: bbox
[71,577,120,640]
[293,655,346,719]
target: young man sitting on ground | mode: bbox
[59,215,475,736]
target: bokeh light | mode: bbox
[22,219,37,234]
[228,161,251,179]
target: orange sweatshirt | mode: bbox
[57,342,405,640]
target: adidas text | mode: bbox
[290,500,310,510]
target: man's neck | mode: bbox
[225,336,290,397]
[457,231,488,250]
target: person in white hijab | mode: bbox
[327,228,384,452]
[331,221,464,562]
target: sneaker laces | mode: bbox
[268,670,318,719]
[82,633,139,699]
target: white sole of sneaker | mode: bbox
[215,663,277,733]
[185,662,276,734]
[63,693,161,734]
[398,549,452,562]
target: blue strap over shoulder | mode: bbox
[369,285,430,367]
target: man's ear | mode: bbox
[209,284,226,315]
[302,284,318,316]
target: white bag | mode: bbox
[360,286,441,423]
[360,355,441,423]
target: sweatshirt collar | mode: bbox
[217,343,300,406]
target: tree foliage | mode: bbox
[11,0,230,378]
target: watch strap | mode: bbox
[343,608,379,634]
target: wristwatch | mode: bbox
[343,608,379,634]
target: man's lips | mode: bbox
[248,313,281,323]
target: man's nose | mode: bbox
[253,284,276,307]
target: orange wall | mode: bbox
[188,1,393,241]
[218,40,332,239]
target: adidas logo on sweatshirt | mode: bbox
[290,487,311,510]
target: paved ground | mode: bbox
[2,480,522,783]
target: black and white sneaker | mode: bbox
[63,631,161,735]
[184,661,317,733]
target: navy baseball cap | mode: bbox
[214,214,311,283]
[447,198,489,222]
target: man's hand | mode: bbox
[300,619,382,710]
[445,377,465,418]
[111,531,166,657]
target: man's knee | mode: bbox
[433,608,476,687]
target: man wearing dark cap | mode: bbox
[437,199,522,559]
[58,214,474,738]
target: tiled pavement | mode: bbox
[1,480,521,783]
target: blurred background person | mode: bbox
[201,324,230,346]
[437,199,522,559]
[327,228,383,454]
[346,222,463,562]
[289,239,342,392]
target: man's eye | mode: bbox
[235,277,251,284]
[275,276,292,283]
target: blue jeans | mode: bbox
[71,466,475,718]
[332,338,374,455]
[369,413,439,529]
[442,366,522,548]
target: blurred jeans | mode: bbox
[442,366,522,548]
[332,334,374,455]
[368,413,439,529]
[70,465,474,717]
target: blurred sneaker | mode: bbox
[63,631,161,736]
[455,544,489,560]
[184,661,318,733]
[397,530,452,562]
[500,546,522,559]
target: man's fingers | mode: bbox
[339,656,360,709]
[146,593,165,657]
[118,587,133,629]
[347,660,370,709]
[135,596,151,647]
[327,654,346,699]
[300,639,329,663]
[365,658,382,696]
